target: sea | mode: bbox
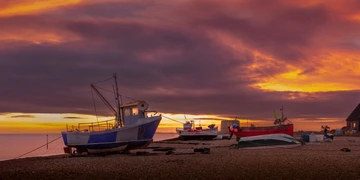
[0,132,178,161]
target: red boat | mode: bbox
[228,107,294,138]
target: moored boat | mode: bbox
[228,107,294,138]
[237,133,301,149]
[176,120,218,140]
[61,74,162,155]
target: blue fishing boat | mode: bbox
[61,74,162,155]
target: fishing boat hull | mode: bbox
[176,127,218,140]
[237,133,301,149]
[230,124,294,137]
[61,116,161,154]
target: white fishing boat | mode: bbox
[237,133,301,149]
[61,74,162,155]
[176,120,218,140]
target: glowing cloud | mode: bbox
[0,0,81,17]
[252,53,360,92]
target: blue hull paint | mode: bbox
[88,131,117,143]
[62,133,68,146]
[137,119,161,140]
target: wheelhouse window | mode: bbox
[132,107,138,116]
[124,108,131,116]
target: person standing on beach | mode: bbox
[324,126,334,140]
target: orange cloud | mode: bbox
[0,0,82,17]
[212,32,360,93]
[252,53,360,93]
[0,32,78,45]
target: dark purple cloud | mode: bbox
[0,0,359,121]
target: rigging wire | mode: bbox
[92,85,137,101]
[91,87,100,131]
[162,115,185,124]
[42,138,64,155]
[91,76,114,85]
[91,85,118,115]
[13,136,63,160]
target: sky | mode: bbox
[1,0,360,133]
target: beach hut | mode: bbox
[309,133,316,142]
[345,103,360,132]
[334,128,343,135]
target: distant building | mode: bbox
[220,120,240,134]
[346,103,360,131]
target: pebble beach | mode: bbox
[1,135,360,180]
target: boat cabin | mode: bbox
[183,121,194,130]
[120,101,148,126]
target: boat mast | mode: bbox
[113,73,123,127]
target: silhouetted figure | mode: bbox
[324,127,334,140]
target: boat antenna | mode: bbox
[274,110,277,119]
[113,73,123,127]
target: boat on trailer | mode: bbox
[229,107,294,138]
[176,120,218,140]
[237,134,301,149]
[61,74,162,155]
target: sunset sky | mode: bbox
[1,0,360,133]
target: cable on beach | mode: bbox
[13,135,63,160]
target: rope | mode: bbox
[91,76,114,85]
[162,115,185,124]
[92,85,137,101]
[13,135,63,160]
[91,85,118,115]
[42,139,64,155]
[91,87,100,128]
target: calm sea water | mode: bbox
[0,132,178,161]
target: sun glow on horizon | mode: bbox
[0,112,346,134]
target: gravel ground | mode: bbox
[1,136,360,180]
